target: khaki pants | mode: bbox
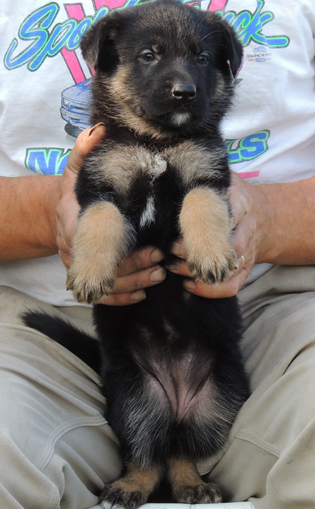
[1,265,315,508]
[0,286,122,509]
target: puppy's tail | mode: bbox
[21,311,100,374]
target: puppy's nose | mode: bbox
[171,83,196,102]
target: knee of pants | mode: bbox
[0,325,123,508]
[203,355,315,508]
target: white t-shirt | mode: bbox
[0,0,314,305]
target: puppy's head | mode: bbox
[81,0,243,139]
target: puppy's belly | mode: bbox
[143,355,214,423]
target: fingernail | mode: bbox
[172,241,185,258]
[184,279,196,291]
[150,249,164,264]
[88,122,105,137]
[150,267,166,283]
[130,290,146,302]
[166,260,181,273]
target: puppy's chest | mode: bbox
[133,152,170,230]
[131,159,182,248]
[89,138,226,246]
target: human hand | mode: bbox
[168,171,261,298]
[101,246,166,306]
[55,124,166,306]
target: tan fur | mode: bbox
[168,457,222,503]
[99,463,162,507]
[89,140,222,199]
[67,201,135,303]
[89,144,167,197]
[179,187,237,283]
[109,67,163,139]
[163,140,223,184]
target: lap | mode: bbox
[201,266,315,507]
[2,265,315,508]
[0,286,122,509]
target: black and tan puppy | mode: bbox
[24,0,250,506]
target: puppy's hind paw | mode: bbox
[173,481,222,504]
[99,485,146,509]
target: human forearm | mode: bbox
[252,177,315,265]
[234,175,315,267]
[0,126,105,264]
[0,175,60,262]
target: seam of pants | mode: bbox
[47,491,61,509]
[38,415,108,472]
[235,429,281,458]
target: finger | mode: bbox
[183,268,248,299]
[66,124,106,176]
[168,251,251,297]
[111,264,167,294]
[117,247,164,277]
[231,208,257,264]
[166,257,191,277]
[57,245,72,270]
[56,190,80,244]
[94,265,166,306]
[56,125,106,268]
[55,192,80,268]
[228,171,251,229]
[98,248,166,305]
[170,240,187,260]
[99,290,147,306]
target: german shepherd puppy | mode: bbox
[24,0,250,506]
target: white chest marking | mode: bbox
[139,195,156,229]
[148,154,167,177]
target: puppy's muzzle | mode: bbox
[171,82,197,102]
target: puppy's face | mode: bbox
[81,0,243,138]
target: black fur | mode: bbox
[23,1,249,506]
[22,311,101,374]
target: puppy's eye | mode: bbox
[197,52,210,65]
[139,51,156,63]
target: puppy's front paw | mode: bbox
[179,187,237,284]
[187,240,237,284]
[173,481,222,504]
[66,268,116,304]
[99,485,147,509]
[68,201,134,304]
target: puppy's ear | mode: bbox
[219,20,243,78]
[80,16,121,72]
[204,13,243,78]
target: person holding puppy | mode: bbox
[1,0,315,508]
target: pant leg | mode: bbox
[0,286,122,509]
[199,266,315,508]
